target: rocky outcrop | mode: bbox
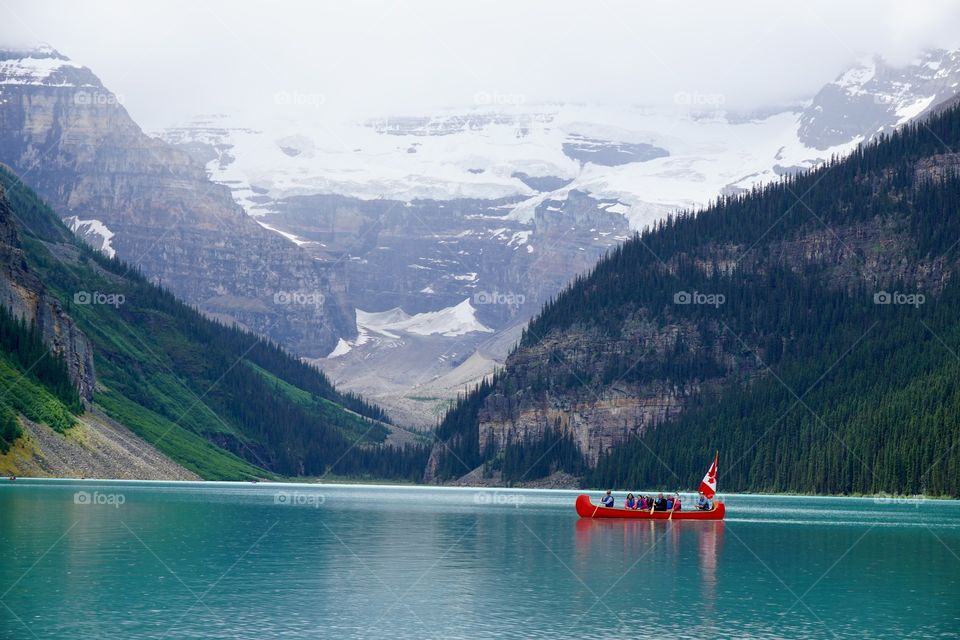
[0,184,95,400]
[0,47,352,356]
[915,153,960,183]
[479,390,687,466]
[472,316,727,465]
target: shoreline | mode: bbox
[3,475,956,501]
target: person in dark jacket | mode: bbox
[601,490,615,508]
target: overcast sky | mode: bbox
[4,0,960,129]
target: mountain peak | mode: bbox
[0,42,70,61]
[0,44,96,88]
[798,46,960,150]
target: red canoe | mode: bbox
[575,494,725,520]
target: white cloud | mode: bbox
[2,0,959,129]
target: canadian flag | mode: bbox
[699,452,718,499]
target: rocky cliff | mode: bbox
[0,46,352,356]
[0,183,95,400]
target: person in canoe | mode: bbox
[625,493,638,509]
[696,491,713,511]
[601,490,615,508]
[654,493,668,511]
[672,493,682,511]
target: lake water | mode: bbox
[1,480,958,639]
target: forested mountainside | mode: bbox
[429,104,960,496]
[0,166,427,480]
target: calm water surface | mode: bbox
[1,480,958,639]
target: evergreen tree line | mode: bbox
[0,403,18,453]
[0,303,84,452]
[433,104,960,495]
[484,423,588,483]
[0,303,82,412]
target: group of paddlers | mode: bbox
[600,490,713,511]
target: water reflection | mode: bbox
[574,517,725,616]
[699,522,723,613]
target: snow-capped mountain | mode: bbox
[798,49,960,148]
[152,48,960,425]
[159,49,960,228]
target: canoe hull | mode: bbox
[575,494,725,520]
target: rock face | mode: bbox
[269,189,629,326]
[0,46,352,356]
[798,49,960,149]
[0,184,95,400]
[471,320,726,468]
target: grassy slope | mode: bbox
[95,389,266,480]
[0,166,398,480]
[244,361,390,445]
[0,352,76,433]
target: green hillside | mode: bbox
[0,166,428,480]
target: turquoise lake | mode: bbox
[1,480,958,639]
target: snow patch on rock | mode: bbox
[355,299,492,341]
[64,216,115,258]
